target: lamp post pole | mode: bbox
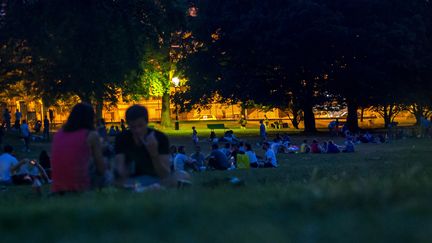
[175,86,180,130]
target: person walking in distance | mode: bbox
[20,120,31,152]
[43,116,50,141]
[259,120,267,144]
[14,109,22,129]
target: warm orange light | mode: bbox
[172,77,180,87]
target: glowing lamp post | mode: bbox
[172,77,180,130]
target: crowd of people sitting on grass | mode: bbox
[0,109,51,153]
[1,104,191,194]
[169,127,390,172]
[0,145,51,194]
[168,141,278,173]
[207,130,241,144]
[0,103,430,195]
[0,104,278,193]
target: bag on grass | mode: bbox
[236,154,250,169]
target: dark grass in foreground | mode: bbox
[1,139,432,242]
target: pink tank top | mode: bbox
[51,129,91,192]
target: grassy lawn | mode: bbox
[1,130,432,243]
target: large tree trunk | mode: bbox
[302,101,316,133]
[95,99,104,120]
[383,105,391,128]
[414,109,422,126]
[160,92,171,127]
[42,105,48,120]
[286,100,302,129]
[346,99,359,132]
[240,102,247,119]
[291,108,301,129]
[411,104,426,126]
[78,94,92,104]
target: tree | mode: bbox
[183,0,343,133]
[321,0,432,130]
[0,39,31,89]
[125,0,189,127]
[284,97,303,130]
[403,0,432,124]
[5,0,156,117]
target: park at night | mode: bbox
[1,0,432,242]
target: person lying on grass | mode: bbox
[342,138,356,153]
[115,105,191,189]
[300,140,311,154]
[0,145,50,187]
[320,141,328,153]
[311,140,322,154]
[11,158,50,185]
[326,141,341,153]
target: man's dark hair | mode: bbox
[170,145,177,153]
[212,144,219,150]
[178,146,185,154]
[98,119,106,126]
[126,105,149,123]
[245,143,252,151]
[63,103,95,132]
[3,145,13,153]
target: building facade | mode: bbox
[0,97,284,127]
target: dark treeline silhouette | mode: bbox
[1,0,189,125]
[182,0,432,132]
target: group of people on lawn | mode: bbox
[0,109,51,154]
[0,103,280,193]
[1,103,371,194]
[175,118,361,173]
[0,145,51,188]
[170,141,278,173]
[0,104,190,193]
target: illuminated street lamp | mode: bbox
[172,77,180,87]
[172,77,180,130]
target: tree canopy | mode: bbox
[182,0,432,130]
[2,0,188,118]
